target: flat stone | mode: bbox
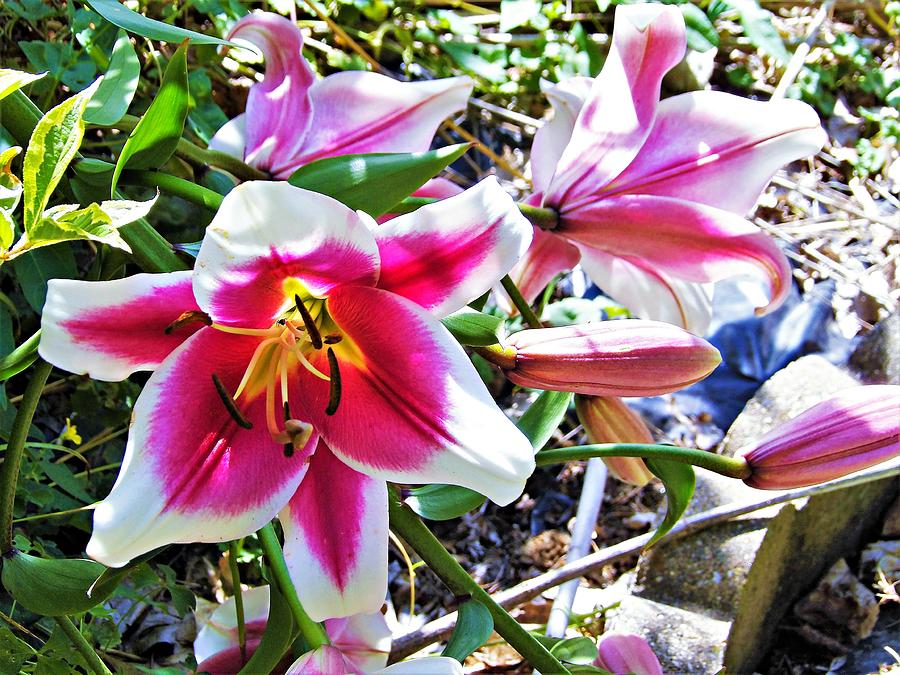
[849,310,900,384]
[601,355,898,673]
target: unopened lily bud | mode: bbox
[594,632,663,675]
[504,320,721,397]
[737,385,900,490]
[575,395,655,486]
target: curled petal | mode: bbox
[39,272,203,382]
[194,587,270,664]
[227,12,315,174]
[561,195,791,316]
[506,320,721,397]
[193,181,379,327]
[606,91,826,214]
[375,177,533,317]
[577,246,714,334]
[277,73,473,177]
[87,329,317,567]
[505,225,582,309]
[739,385,900,489]
[281,444,389,621]
[546,5,685,206]
[531,77,593,194]
[298,285,535,505]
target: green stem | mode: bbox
[0,91,186,273]
[228,540,247,662]
[119,170,225,211]
[536,443,752,479]
[53,616,113,675]
[518,203,559,229]
[256,523,330,649]
[388,488,570,674]
[0,360,52,553]
[112,115,268,181]
[501,275,543,329]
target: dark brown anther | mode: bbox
[276,318,287,326]
[325,347,342,416]
[212,373,253,429]
[294,294,323,349]
[323,334,343,345]
[164,310,211,335]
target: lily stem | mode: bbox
[501,275,543,329]
[388,487,571,674]
[119,170,225,211]
[228,540,247,662]
[53,616,113,675]
[257,523,330,649]
[0,360,52,554]
[536,443,752,480]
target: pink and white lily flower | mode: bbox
[39,178,535,620]
[210,11,472,184]
[512,4,827,334]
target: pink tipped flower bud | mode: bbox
[575,395,655,486]
[594,632,663,675]
[738,385,900,490]
[504,320,721,397]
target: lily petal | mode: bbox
[374,177,533,317]
[286,645,360,675]
[561,194,791,316]
[208,113,247,160]
[606,91,826,214]
[325,611,392,673]
[377,657,465,674]
[193,181,380,327]
[507,225,582,307]
[577,247,714,334]
[227,12,315,174]
[531,77,592,194]
[281,443,388,621]
[277,73,473,175]
[194,586,270,664]
[300,285,535,505]
[39,272,203,382]
[546,4,685,206]
[87,329,316,567]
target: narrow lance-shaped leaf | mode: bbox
[0,331,40,381]
[84,0,236,46]
[442,598,494,663]
[1,551,106,616]
[644,457,695,548]
[441,307,504,347]
[0,69,45,102]
[84,29,141,126]
[288,144,471,217]
[21,77,101,231]
[520,390,572,451]
[111,40,190,195]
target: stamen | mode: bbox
[294,294,323,349]
[323,334,343,345]
[325,347,342,416]
[211,323,281,337]
[282,401,294,457]
[265,354,280,438]
[291,343,330,381]
[233,337,279,400]
[212,373,253,429]
[279,349,289,405]
[164,310,211,334]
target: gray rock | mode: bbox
[603,355,899,674]
[849,310,900,384]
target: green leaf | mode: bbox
[442,599,493,662]
[22,78,101,231]
[89,548,165,601]
[0,331,40,381]
[441,308,504,347]
[500,0,542,32]
[83,0,236,46]
[644,458,695,548]
[0,627,33,673]
[10,246,78,313]
[727,0,790,64]
[406,484,486,521]
[111,40,190,195]
[238,582,294,675]
[681,5,719,53]
[0,68,46,102]
[549,636,599,665]
[39,461,92,502]
[1,551,106,615]
[288,144,470,217]
[84,30,140,125]
[519,391,572,451]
